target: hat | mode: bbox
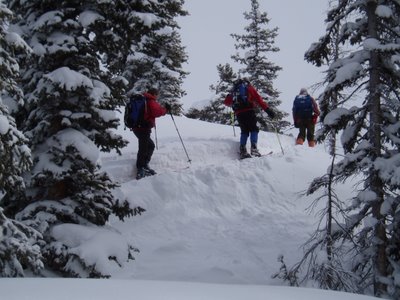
[299,88,308,95]
[147,87,159,96]
[234,77,249,86]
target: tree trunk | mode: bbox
[366,1,388,296]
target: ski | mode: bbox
[136,172,155,180]
[155,166,190,175]
[238,153,251,160]
[136,166,190,180]
[262,150,273,156]
[238,150,273,160]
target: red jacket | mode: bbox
[140,92,167,129]
[224,84,269,115]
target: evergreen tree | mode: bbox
[0,0,31,206]
[140,5,188,115]
[231,0,289,132]
[0,0,43,277]
[7,0,140,277]
[281,2,359,291]
[0,208,43,276]
[304,0,400,297]
[189,0,289,130]
[187,63,238,125]
[106,0,188,115]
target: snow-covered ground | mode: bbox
[1,114,375,299]
[104,115,355,283]
[1,277,378,300]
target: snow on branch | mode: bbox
[363,38,400,52]
[43,67,93,91]
[50,223,136,277]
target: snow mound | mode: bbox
[100,115,342,285]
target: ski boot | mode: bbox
[295,138,304,145]
[239,145,251,159]
[136,167,154,180]
[144,164,157,175]
[250,143,261,157]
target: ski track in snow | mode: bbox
[99,116,338,285]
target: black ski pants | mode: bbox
[133,129,155,169]
[236,109,259,145]
[297,118,315,142]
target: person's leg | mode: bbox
[296,120,306,145]
[237,112,252,158]
[134,130,149,169]
[144,136,156,174]
[250,131,258,146]
[240,132,249,146]
[243,111,260,156]
[250,135,261,156]
[306,120,316,147]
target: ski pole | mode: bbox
[231,111,236,137]
[169,112,192,163]
[272,122,284,155]
[154,124,158,150]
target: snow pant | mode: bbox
[133,129,155,169]
[297,118,315,142]
[236,110,259,146]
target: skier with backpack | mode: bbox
[124,87,170,179]
[292,88,320,147]
[224,78,275,159]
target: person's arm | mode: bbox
[224,94,233,107]
[247,85,268,110]
[292,99,299,127]
[248,85,275,118]
[311,97,320,124]
[148,100,167,118]
[311,97,320,116]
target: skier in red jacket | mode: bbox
[132,87,170,179]
[224,78,275,159]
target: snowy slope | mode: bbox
[102,115,347,284]
[1,278,379,300]
[1,114,376,300]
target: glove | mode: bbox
[265,107,275,119]
[165,103,171,112]
[312,114,318,124]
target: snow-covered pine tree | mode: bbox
[210,64,239,102]
[282,2,360,292]
[0,1,43,277]
[6,0,141,277]
[187,63,238,125]
[0,0,32,207]
[230,0,289,132]
[305,0,400,298]
[0,208,43,277]
[117,0,188,115]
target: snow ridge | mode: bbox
[100,115,337,285]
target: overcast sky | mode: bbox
[178,0,330,113]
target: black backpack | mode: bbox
[124,94,148,129]
[232,81,251,111]
[293,95,313,119]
